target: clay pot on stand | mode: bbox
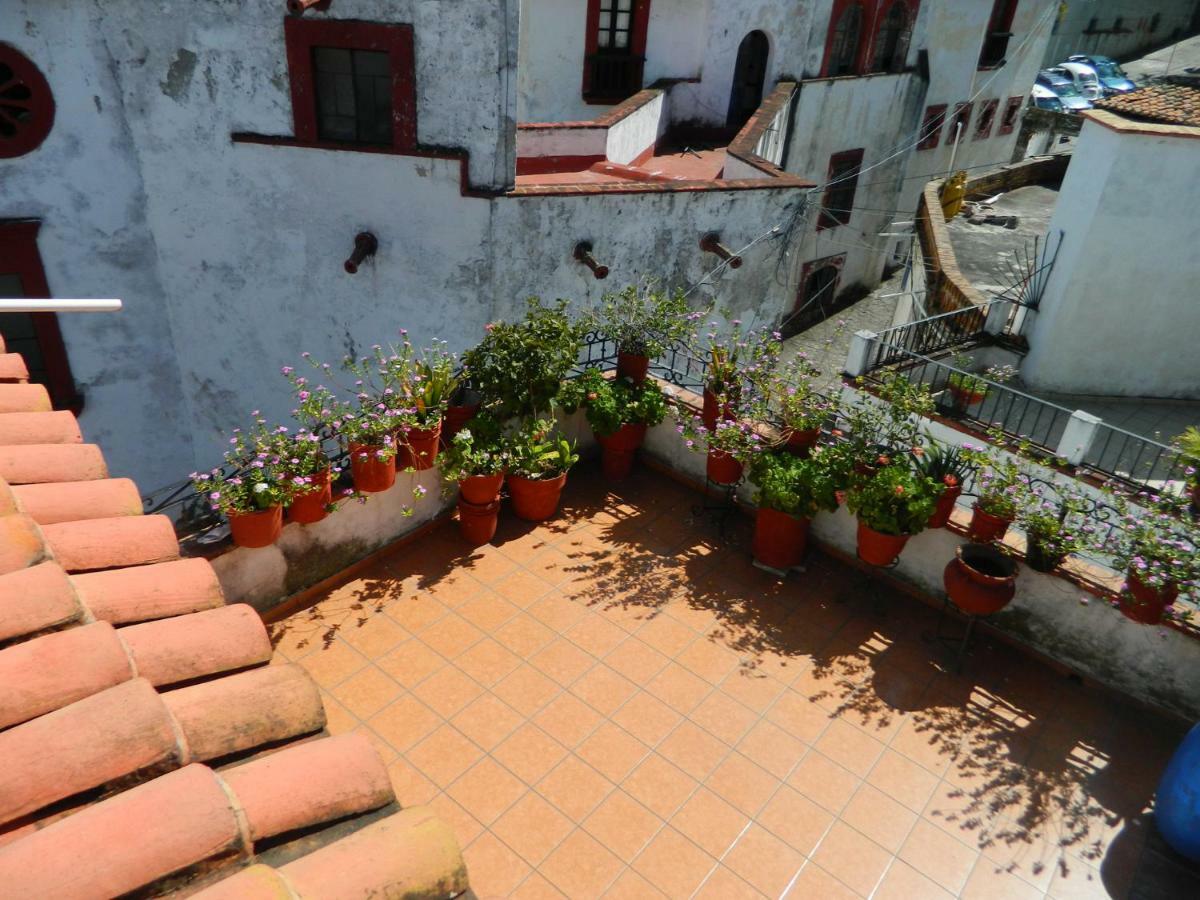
[458,497,502,545]
[398,422,442,471]
[784,427,821,458]
[944,543,1018,615]
[229,506,284,549]
[287,467,332,524]
[1120,571,1178,625]
[597,423,648,481]
[855,520,911,567]
[706,449,743,485]
[946,383,986,416]
[928,484,963,529]
[349,443,396,493]
[616,351,650,384]
[968,504,1013,543]
[459,471,504,505]
[701,388,737,431]
[509,472,568,521]
[753,508,811,570]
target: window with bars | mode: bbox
[313,48,392,145]
[944,102,973,145]
[917,104,947,150]
[596,0,635,51]
[828,2,865,76]
[818,148,864,229]
[583,0,648,102]
[979,0,1019,68]
[872,2,913,73]
[974,98,999,139]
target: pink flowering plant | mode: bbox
[1106,492,1200,599]
[279,366,340,495]
[961,442,1029,520]
[750,351,839,440]
[699,317,780,414]
[678,412,766,463]
[190,417,294,516]
[1017,486,1090,569]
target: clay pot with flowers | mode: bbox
[279,372,344,524]
[913,442,974,529]
[586,280,693,385]
[838,371,936,477]
[747,450,840,570]
[386,339,459,471]
[698,318,779,430]
[679,408,763,486]
[1108,496,1198,625]
[962,447,1027,543]
[439,414,509,544]
[846,461,940,566]
[560,368,668,481]
[506,419,579,521]
[751,353,835,458]
[1016,490,1087,573]
[943,354,1017,417]
[191,419,294,548]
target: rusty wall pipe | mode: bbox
[699,233,743,269]
[344,233,378,275]
[573,242,609,280]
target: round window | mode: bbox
[0,44,55,159]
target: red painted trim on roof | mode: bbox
[0,220,79,413]
[516,154,607,175]
[283,17,417,150]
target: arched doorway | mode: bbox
[726,31,769,132]
[782,254,846,338]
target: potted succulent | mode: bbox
[587,280,694,383]
[944,542,1019,615]
[913,442,974,529]
[462,298,584,420]
[846,461,940,566]
[1108,495,1198,625]
[560,368,668,481]
[1174,426,1200,513]
[747,450,840,570]
[507,419,580,521]
[440,414,509,545]
[191,420,294,548]
[1017,489,1087,573]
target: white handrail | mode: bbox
[0,299,122,312]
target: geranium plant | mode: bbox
[588,280,696,358]
[559,369,669,437]
[749,451,841,518]
[846,462,940,536]
[463,298,583,419]
[439,414,509,484]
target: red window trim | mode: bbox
[0,43,56,159]
[822,0,872,77]
[818,148,865,231]
[0,220,79,412]
[284,17,417,150]
[944,101,973,146]
[917,103,947,150]
[582,0,652,101]
[795,254,847,311]
[997,95,1024,135]
[867,0,921,73]
[974,98,999,140]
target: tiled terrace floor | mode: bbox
[271,465,1188,899]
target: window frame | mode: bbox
[979,0,1019,69]
[284,17,416,151]
[582,0,652,103]
[823,0,868,77]
[944,102,973,146]
[997,95,1023,135]
[974,98,999,140]
[818,148,865,230]
[0,220,79,411]
[917,103,947,150]
[0,43,56,159]
[870,0,915,74]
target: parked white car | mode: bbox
[1055,62,1103,102]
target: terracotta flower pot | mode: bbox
[458,497,501,546]
[597,423,648,482]
[459,471,504,505]
[229,505,283,549]
[928,484,962,529]
[753,508,810,570]
[968,504,1013,543]
[1190,482,1200,514]
[509,472,568,521]
[784,426,821,457]
[701,388,736,431]
[1120,570,1178,625]
[944,543,1017,616]
[617,351,650,384]
[398,422,442,471]
[856,520,911,566]
[1024,538,1066,573]
[287,467,332,525]
[947,382,987,413]
[349,442,396,493]
[706,448,743,485]
[442,403,479,445]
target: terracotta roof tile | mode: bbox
[0,410,83,445]
[0,561,85,644]
[0,354,30,383]
[0,515,48,575]
[40,514,180,572]
[71,557,225,625]
[0,383,51,413]
[11,477,142,524]
[0,443,108,484]
[118,603,273,687]
[1095,77,1200,127]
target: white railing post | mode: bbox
[844,330,878,377]
[983,300,1009,336]
[1056,409,1102,465]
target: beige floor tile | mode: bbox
[492,790,575,867]
[537,754,615,823]
[493,722,569,785]
[407,723,484,788]
[670,786,751,858]
[724,823,806,898]
[810,821,893,897]
[623,753,700,820]
[631,826,717,899]
[756,784,835,856]
[447,757,527,826]
[462,832,532,897]
[582,789,664,863]
[705,752,780,817]
[539,828,625,899]
[577,721,652,783]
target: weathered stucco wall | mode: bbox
[1022,116,1200,398]
[1041,0,1199,68]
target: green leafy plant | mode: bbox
[748,351,839,441]
[962,442,1029,519]
[587,280,696,358]
[1018,488,1088,566]
[559,369,668,437]
[462,298,583,419]
[677,407,766,463]
[699,317,781,411]
[912,442,973,493]
[748,451,841,518]
[1107,491,1199,598]
[439,414,509,484]
[840,371,935,463]
[508,419,580,479]
[191,417,295,516]
[1175,426,1200,487]
[846,462,940,536]
[344,336,458,430]
[946,352,1018,396]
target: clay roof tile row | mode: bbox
[0,329,469,896]
[1094,77,1200,128]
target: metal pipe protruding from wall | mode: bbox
[0,299,123,313]
[344,233,378,275]
[573,242,609,280]
[286,0,331,15]
[700,233,742,269]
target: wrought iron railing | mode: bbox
[583,53,645,103]
[1083,420,1191,489]
[869,303,993,367]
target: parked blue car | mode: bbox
[1066,54,1137,95]
[1035,69,1092,112]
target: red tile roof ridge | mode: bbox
[0,383,52,413]
[0,442,108,484]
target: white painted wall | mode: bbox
[516,126,609,160]
[605,90,667,163]
[1022,117,1200,398]
[1042,0,1199,67]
